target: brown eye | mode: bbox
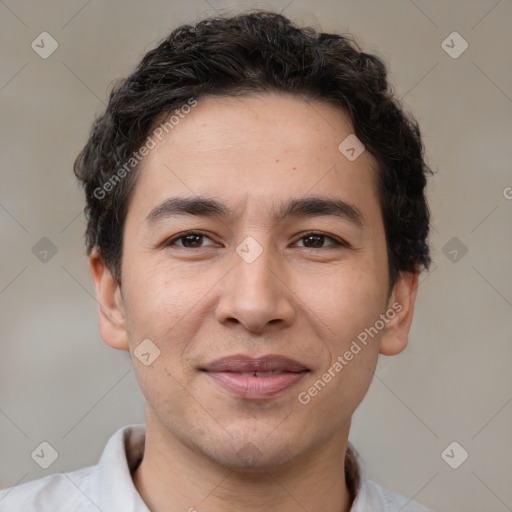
[179,234,204,248]
[165,232,216,249]
[302,234,326,248]
[295,232,345,249]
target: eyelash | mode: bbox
[163,231,349,250]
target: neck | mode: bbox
[132,410,354,512]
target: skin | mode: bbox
[89,93,419,512]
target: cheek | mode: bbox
[122,263,203,409]
[314,267,385,407]
[301,262,386,344]
[298,270,383,413]
[122,257,209,353]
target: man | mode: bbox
[0,10,434,511]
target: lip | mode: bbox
[200,355,309,400]
[202,355,309,373]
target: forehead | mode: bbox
[127,93,381,226]
[152,93,357,160]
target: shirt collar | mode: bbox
[345,440,370,511]
[93,424,149,511]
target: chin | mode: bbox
[198,432,303,473]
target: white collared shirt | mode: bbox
[0,424,432,511]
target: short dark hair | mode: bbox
[74,10,432,291]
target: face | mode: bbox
[91,93,418,471]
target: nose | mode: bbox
[214,242,296,333]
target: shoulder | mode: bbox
[0,465,97,512]
[346,442,433,512]
[364,479,433,512]
[0,424,146,512]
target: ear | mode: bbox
[379,271,419,356]
[88,247,129,351]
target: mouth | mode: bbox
[200,355,310,400]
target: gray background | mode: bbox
[1,1,511,510]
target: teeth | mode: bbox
[240,372,254,377]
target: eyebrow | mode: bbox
[145,195,366,228]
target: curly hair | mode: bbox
[74,10,432,290]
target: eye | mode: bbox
[163,231,348,250]
[294,232,347,249]
[165,231,217,249]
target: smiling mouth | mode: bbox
[200,355,310,399]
